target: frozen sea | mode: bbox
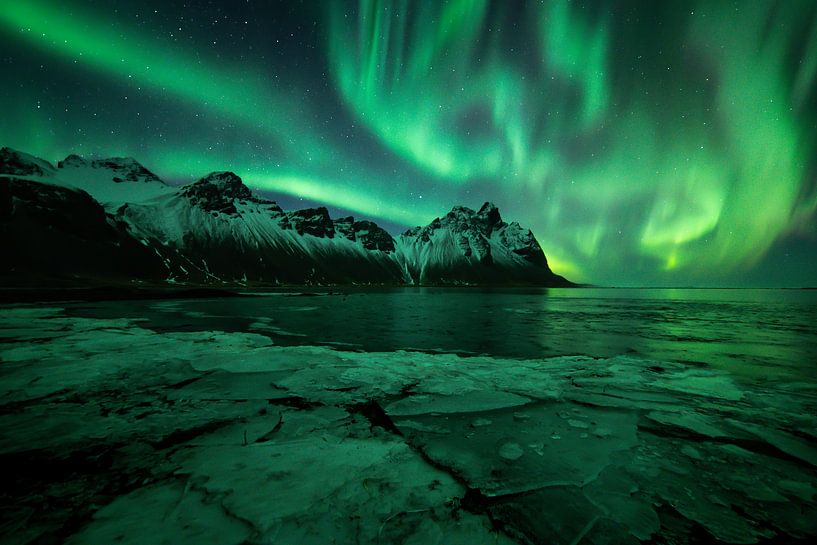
[1,288,816,544]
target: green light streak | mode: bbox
[243,173,432,226]
[326,0,816,283]
[0,0,425,226]
[142,153,439,227]
[0,1,274,128]
[1,0,815,285]
[538,0,609,126]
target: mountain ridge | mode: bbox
[1,147,573,287]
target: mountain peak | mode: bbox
[191,171,253,198]
[434,202,506,236]
[0,147,56,177]
[446,205,475,217]
[397,200,564,283]
[91,157,162,183]
[57,154,88,168]
[478,201,502,225]
[100,156,139,165]
[53,153,164,184]
[182,171,271,215]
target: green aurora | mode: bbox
[1,0,815,286]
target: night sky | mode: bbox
[1,0,816,287]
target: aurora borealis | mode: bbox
[1,0,815,286]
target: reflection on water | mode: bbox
[69,288,817,380]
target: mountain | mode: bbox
[397,202,570,286]
[54,152,175,206]
[0,146,57,177]
[1,147,174,207]
[0,147,572,287]
[0,176,165,285]
[116,171,403,284]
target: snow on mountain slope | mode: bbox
[2,147,572,286]
[396,202,570,286]
[116,171,403,284]
[53,154,175,206]
[0,147,174,208]
[0,147,57,177]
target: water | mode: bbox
[5,288,817,543]
[68,287,817,380]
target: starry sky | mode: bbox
[1,0,816,287]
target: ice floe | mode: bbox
[1,306,816,544]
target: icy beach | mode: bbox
[1,289,816,544]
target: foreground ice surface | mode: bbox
[1,308,816,544]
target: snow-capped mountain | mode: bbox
[54,153,175,206]
[0,147,174,208]
[116,171,403,284]
[397,202,570,286]
[1,147,571,286]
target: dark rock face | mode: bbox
[353,220,395,252]
[478,201,502,227]
[327,217,394,251]
[182,172,280,216]
[185,171,253,201]
[0,147,56,177]
[333,216,356,240]
[330,217,394,251]
[0,177,164,284]
[281,207,335,238]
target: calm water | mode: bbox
[66,288,817,381]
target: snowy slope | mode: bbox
[116,171,403,284]
[55,154,175,206]
[0,147,174,208]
